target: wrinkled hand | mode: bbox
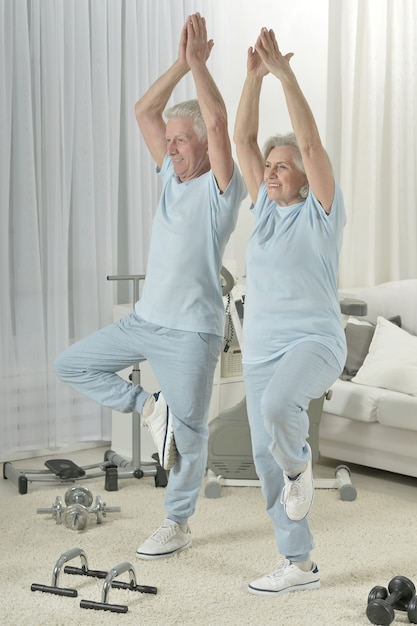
[185,13,214,66]
[255,27,294,78]
[247,45,269,78]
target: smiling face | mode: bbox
[264,145,308,206]
[165,117,210,182]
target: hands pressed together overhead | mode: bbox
[178,13,214,69]
[248,27,294,80]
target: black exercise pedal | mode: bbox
[105,465,119,491]
[44,459,86,479]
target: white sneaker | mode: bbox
[136,520,191,560]
[281,445,314,521]
[248,559,320,596]
[141,392,178,470]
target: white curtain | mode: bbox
[0,0,208,461]
[327,0,417,288]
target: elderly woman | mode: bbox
[234,27,347,596]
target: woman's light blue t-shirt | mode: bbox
[243,182,347,368]
[135,156,247,336]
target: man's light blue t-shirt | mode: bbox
[135,156,247,336]
[243,183,347,368]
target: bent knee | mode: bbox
[54,350,73,380]
[261,393,301,429]
[261,392,291,420]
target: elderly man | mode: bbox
[55,13,246,560]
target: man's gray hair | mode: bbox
[165,99,207,142]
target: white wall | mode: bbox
[195,0,330,279]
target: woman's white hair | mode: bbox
[165,99,207,142]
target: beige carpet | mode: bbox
[1,474,417,626]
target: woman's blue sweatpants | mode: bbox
[244,341,342,561]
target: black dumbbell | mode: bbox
[407,595,417,624]
[366,575,416,625]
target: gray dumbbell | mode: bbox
[90,495,121,524]
[37,495,64,524]
[64,486,94,507]
[37,487,93,524]
[62,503,90,531]
[62,497,121,531]
[37,488,121,530]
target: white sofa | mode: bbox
[320,279,417,478]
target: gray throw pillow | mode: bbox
[341,315,401,381]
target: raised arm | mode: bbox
[233,46,269,204]
[185,13,233,192]
[255,28,334,213]
[134,23,189,168]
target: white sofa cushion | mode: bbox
[323,379,390,422]
[377,393,417,431]
[351,316,417,396]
